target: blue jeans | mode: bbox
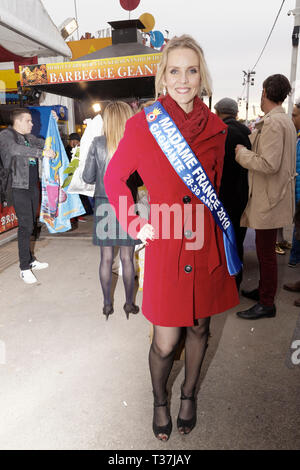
[289,227,300,264]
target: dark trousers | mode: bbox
[255,228,277,306]
[12,185,39,270]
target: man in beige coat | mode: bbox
[235,74,296,319]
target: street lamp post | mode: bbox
[74,0,79,40]
[243,70,256,126]
[288,0,300,116]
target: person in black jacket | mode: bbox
[0,108,56,284]
[65,132,81,162]
[215,98,251,290]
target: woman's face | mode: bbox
[163,47,201,113]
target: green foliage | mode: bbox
[62,175,73,188]
[62,147,80,188]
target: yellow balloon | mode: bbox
[139,12,155,33]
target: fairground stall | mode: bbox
[20,20,162,118]
[18,19,162,287]
[0,0,71,234]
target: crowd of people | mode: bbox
[0,33,300,442]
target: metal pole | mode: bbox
[243,69,255,126]
[288,0,300,116]
[74,0,79,40]
[245,70,250,126]
[66,97,76,134]
[17,81,23,108]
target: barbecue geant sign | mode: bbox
[20,53,162,86]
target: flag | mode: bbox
[40,114,85,233]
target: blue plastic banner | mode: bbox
[29,106,67,139]
[144,101,242,276]
[39,114,85,233]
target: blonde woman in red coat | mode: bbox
[104,35,239,441]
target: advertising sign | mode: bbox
[0,204,18,233]
[20,53,162,87]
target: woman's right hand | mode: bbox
[137,223,155,244]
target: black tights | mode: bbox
[99,246,135,306]
[149,317,210,426]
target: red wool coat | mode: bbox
[104,98,239,326]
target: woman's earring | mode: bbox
[163,86,167,96]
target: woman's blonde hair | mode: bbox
[155,34,212,99]
[103,101,134,158]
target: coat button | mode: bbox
[184,265,192,273]
[183,195,191,204]
[184,230,193,239]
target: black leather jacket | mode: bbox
[83,135,143,201]
[0,128,44,189]
[82,135,109,198]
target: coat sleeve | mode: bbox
[82,139,97,184]
[0,130,43,163]
[104,118,148,239]
[28,134,45,150]
[235,117,283,174]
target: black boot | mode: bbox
[241,288,260,301]
[237,303,276,320]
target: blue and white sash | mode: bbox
[144,101,242,276]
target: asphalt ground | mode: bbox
[0,222,299,450]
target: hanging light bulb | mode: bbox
[92,103,101,113]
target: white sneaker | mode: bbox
[30,260,49,270]
[20,270,37,284]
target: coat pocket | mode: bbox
[266,178,289,209]
[256,176,271,213]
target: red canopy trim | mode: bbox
[0,44,37,73]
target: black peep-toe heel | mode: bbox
[152,401,172,442]
[177,393,196,435]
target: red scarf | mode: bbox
[159,94,209,155]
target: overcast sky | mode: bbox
[41,0,298,118]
